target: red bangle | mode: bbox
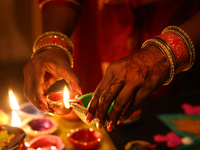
[32,31,74,68]
[37,38,73,55]
[38,0,83,13]
[157,32,189,73]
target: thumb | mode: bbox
[61,68,82,96]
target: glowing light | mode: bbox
[63,86,70,109]
[9,90,19,110]
[8,89,22,127]
[51,146,58,150]
[36,147,57,150]
[11,110,22,127]
[25,142,30,147]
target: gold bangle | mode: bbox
[153,37,177,71]
[142,39,175,85]
[32,44,74,68]
[32,31,74,68]
[162,26,195,71]
[33,31,74,55]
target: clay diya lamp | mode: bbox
[27,135,65,150]
[0,125,26,150]
[16,101,46,120]
[22,116,58,137]
[67,128,102,150]
[46,90,84,121]
[46,90,82,116]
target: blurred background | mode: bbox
[0,0,42,114]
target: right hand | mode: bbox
[23,48,81,112]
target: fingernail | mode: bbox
[96,122,103,130]
[40,104,49,111]
[117,117,124,125]
[85,112,94,123]
[94,118,103,129]
[107,121,114,132]
[107,122,112,132]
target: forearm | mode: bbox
[179,11,200,56]
[38,0,83,37]
[42,6,80,37]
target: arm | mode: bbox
[42,4,80,36]
[86,10,200,131]
[23,0,82,113]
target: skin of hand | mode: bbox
[86,45,170,131]
[23,48,81,112]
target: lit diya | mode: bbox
[67,128,102,150]
[46,87,114,127]
[0,125,26,150]
[22,116,58,137]
[46,86,83,116]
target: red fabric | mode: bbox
[37,0,200,98]
[72,0,200,98]
[37,38,74,55]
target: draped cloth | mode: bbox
[38,0,200,97]
[72,0,200,98]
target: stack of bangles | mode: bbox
[32,31,74,68]
[142,26,195,86]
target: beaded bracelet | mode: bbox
[141,39,175,86]
[162,26,195,72]
[32,31,74,68]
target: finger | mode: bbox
[23,62,43,111]
[86,69,114,123]
[94,78,125,129]
[32,61,49,111]
[107,82,140,131]
[46,63,82,96]
[121,79,155,120]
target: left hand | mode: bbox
[86,45,170,131]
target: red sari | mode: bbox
[39,0,200,97]
[72,0,200,97]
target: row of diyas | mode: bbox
[4,87,102,150]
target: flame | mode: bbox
[9,89,22,127]
[9,90,20,110]
[11,110,22,127]
[63,86,70,109]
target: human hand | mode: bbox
[86,45,169,131]
[23,49,81,112]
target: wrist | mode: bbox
[32,31,74,68]
[142,26,195,85]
